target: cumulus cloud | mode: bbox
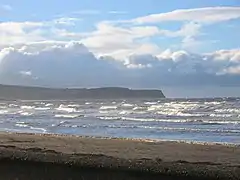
[0,42,126,87]
[0,21,45,45]
[0,6,239,88]
[0,42,240,87]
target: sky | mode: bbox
[0,0,240,97]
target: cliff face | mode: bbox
[0,84,165,100]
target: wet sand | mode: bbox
[0,132,239,180]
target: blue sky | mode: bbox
[0,0,240,97]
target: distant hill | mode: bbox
[0,84,165,100]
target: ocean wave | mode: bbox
[209,114,234,118]
[132,106,146,111]
[98,116,121,120]
[132,126,240,134]
[30,127,47,132]
[35,107,51,110]
[121,103,134,107]
[97,116,239,124]
[156,111,204,117]
[85,102,92,105]
[99,106,117,110]
[68,104,81,108]
[144,102,158,105]
[0,110,9,114]
[215,108,240,113]
[119,110,133,115]
[19,111,33,116]
[56,104,77,113]
[15,123,29,128]
[9,104,18,107]
[20,105,35,109]
[54,114,84,118]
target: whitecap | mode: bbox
[99,111,109,114]
[21,105,35,110]
[98,116,121,120]
[35,107,51,110]
[119,111,132,115]
[209,114,233,118]
[15,123,29,128]
[9,104,18,107]
[99,106,117,110]
[54,114,83,118]
[68,104,81,108]
[121,103,134,107]
[56,104,77,113]
[144,102,158,105]
[0,110,9,114]
[20,112,33,116]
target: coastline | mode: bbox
[0,132,240,180]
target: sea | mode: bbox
[0,98,239,145]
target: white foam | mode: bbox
[204,102,222,105]
[132,107,146,111]
[9,104,18,107]
[56,104,77,113]
[215,108,240,113]
[137,125,240,133]
[21,105,35,110]
[210,114,233,118]
[147,105,163,111]
[98,116,121,120]
[144,102,158,105]
[119,111,132,115]
[54,114,83,118]
[99,106,117,110]
[0,110,9,114]
[156,111,203,117]
[45,103,53,107]
[15,123,29,128]
[99,111,109,114]
[122,103,134,107]
[19,111,33,116]
[68,104,81,108]
[30,127,47,132]
[35,107,51,110]
[0,105,7,109]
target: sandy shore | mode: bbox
[0,132,239,180]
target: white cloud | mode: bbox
[1,6,238,56]
[131,6,240,24]
[0,42,240,87]
[0,22,45,45]
[108,11,127,14]
[80,22,162,59]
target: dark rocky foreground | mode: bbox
[0,132,239,180]
[0,84,165,100]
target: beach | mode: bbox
[0,132,239,180]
